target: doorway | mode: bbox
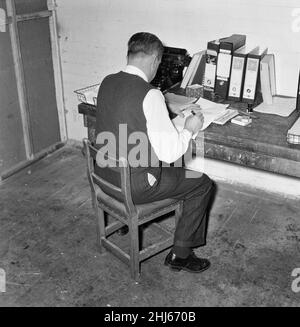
[0,0,65,179]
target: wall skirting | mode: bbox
[186,157,300,200]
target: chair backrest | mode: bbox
[83,138,137,215]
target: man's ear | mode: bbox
[150,54,157,67]
[154,54,161,66]
[152,54,161,71]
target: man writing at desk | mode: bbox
[95,32,214,273]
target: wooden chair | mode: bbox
[83,138,183,281]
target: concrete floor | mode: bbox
[0,145,299,307]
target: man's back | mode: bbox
[96,71,153,140]
[95,70,160,188]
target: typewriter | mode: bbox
[151,46,191,91]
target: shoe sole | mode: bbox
[164,262,211,274]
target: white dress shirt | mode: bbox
[123,65,192,165]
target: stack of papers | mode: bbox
[253,96,296,117]
[213,108,239,125]
[172,97,229,135]
[195,98,230,129]
[84,89,99,105]
[74,84,100,105]
[287,116,300,144]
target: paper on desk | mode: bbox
[84,87,99,105]
[253,96,296,117]
[287,116,300,144]
[172,97,229,136]
[164,92,197,110]
[288,116,300,136]
[195,97,229,111]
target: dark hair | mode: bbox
[127,32,164,60]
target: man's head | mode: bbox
[127,32,164,82]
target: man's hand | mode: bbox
[184,111,204,134]
[167,103,201,118]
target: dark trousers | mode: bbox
[131,167,214,248]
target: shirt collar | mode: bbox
[123,65,148,82]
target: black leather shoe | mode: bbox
[164,250,210,273]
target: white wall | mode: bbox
[186,157,300,199]
[55,0,300,141]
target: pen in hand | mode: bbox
[190,105,202,116]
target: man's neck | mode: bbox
[127,59,151,81]
[125,65,148,82]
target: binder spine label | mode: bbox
[203,64,216,88]
[243,58,259,100]
[203,49,218,90]
[216,51,232,79]
[228,56,245,98]
[215,50,232,98]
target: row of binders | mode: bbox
[181,34,276,105]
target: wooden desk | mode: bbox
[78,101,300,178]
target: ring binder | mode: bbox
[242,46,268,104]
[296,70,300,111]
[215,34,246,99]
[228,46,256,102]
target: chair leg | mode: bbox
[95,203,106,253]
[129,215,140,281]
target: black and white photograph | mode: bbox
[0,0,299,311]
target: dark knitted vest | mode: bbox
[94,71,161,187]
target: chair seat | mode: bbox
[96,187,179,219]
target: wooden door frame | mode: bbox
[48,0,67,143]
[6,0,34,160]
[1,0,67,180]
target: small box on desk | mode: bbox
[231,115,252,126]
[185,84,204,98]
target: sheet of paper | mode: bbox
[287,116,300,144]
[164,93,196,109]
[195,97,229,111]
[83,90,97,105]
[288,117,300,135]
[253,96,296,117]
[172,97,229,135]
[83,85,100,105]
